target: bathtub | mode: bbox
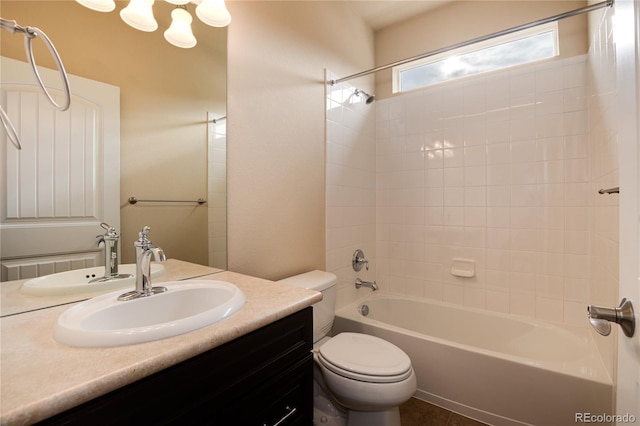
[332,293,613,426]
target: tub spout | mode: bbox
[355,278,378,291]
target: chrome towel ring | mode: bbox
[22,25,72,111]
[0,106,21,150]
[0,17,72,150]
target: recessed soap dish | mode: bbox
[451,258,475,278]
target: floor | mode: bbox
[399,398,488,426]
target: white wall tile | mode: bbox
[511,292,535,318]
[486,290,510,313]
[464,145,487,165]
[537,137,565,161]
[464,166,487,186]
[536,297,564,323]
[443,206,464,226]
[328,53,605,327]
[536,63,563,93]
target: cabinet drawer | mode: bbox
[230,356,313,425]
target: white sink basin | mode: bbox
[19,264,165,297]
[52,280,246,347]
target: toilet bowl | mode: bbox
[316,332,416,410]
[279,271,417,426]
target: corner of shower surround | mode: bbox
[325,69,378,310]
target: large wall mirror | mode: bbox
[0,0,227,313]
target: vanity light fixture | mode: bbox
[195,0,231,27]
[120,0,158,32]
[75,0,230,48]
[164,6,197,48]
[76,0,116,12]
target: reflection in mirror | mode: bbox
[0,0,226,314]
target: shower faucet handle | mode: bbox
[352,249,369,271]
[587,298,635,338]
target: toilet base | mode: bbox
[314,406,347,426]
[314,379,347,426]
[347,407,401,426]
[313,359,408,426]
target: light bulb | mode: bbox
[195,0,231,27]
[120,0,158,32]
[164,8,197,48]
[75,0,116,12]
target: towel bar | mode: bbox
[128,197,207,205]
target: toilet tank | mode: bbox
[278,270,336,343]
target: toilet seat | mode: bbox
[317,333,412,383]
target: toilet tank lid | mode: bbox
[278,270,337,291]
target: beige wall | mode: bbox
[1,1,226,265]
[226,1,374,280]
[375,1,589,99]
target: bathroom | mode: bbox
[229,1,638,423]
[1,0,639,425]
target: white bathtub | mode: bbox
[332,293,613,426]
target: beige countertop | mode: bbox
[0,266,321,425]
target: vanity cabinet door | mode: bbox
[40,308,313,425]
[224,356,313,425]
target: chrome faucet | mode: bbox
[355,278,378,291]
[90,222,133,283]
[118,226,167,301]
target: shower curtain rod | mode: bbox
[328,0,614,85]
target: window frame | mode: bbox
[392,21,560,93]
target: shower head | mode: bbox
[355,89,375,104]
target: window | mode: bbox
[393,22,559,93]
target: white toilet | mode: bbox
[279,270,417,426]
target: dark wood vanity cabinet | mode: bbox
[41,308,314,426]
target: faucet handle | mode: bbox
[352,249,369,271]
[587,298,635,338]
[135,226,153,249]
[98,222,118,239]
[138,226,151,241]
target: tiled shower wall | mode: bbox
[587,5,618,378]
[208,116,227,270]
[374,56,591,325]
[327,56,594,324]
[326,74,377,309]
